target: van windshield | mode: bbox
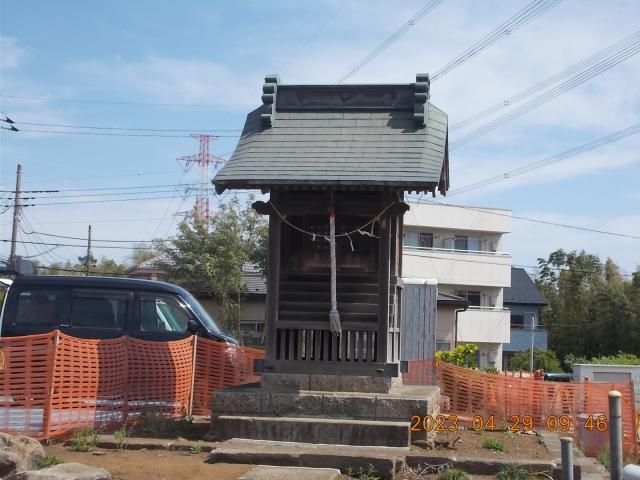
[180,291,223,336]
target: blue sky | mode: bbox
[1,0,639,274]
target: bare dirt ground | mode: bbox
[43,427,551,480]
[45,444,252,480]
[413,428,552,460]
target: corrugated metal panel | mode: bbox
[401,283,437,361]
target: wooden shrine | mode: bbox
[213,74,449,382]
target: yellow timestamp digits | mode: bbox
[545,415,608,432]
[410,414,459,432]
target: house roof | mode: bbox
[241,263,266,295]
[503,267,548,306]
[214,75,449,194]
[437,291,469,308]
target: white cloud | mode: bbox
[73,56,261,106]
[0,36,25,70]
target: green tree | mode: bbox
[39,257,129,276]
[130,243,157,267]
[156,198,267,338]
[508,348,562,372]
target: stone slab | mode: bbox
[206,439,408,480]
[261,373,399,393]
[239,465,341,480]
[211,383,439,421]
[210,415,410,447]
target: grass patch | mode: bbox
[67,427,98,452]
[33,455,65,469]
[438,468,470,480]
[482,438,506,452]
[190,443,204,454]
[345,464,380,480]
[596,446,610,470]
[114,423,128,451]
[497,465,534,480]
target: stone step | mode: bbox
[239,465,341,480]
[210,415,410,447]
[207,438,408,480]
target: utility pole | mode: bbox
[86,225,92,276]
[526,310,536,373]
[9,164,22,270]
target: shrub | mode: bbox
[508,348,562,372]
[436,344,479,368]
[67,427,98,452]
[497,465,533,480]
[438,468,470,480]
[482,438,505,452]
[114,423,128,450]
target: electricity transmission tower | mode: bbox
[175,134,225,223]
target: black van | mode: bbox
[0,275,237,344]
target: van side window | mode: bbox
[140,295,190,333]
[15,290,64,326]
[70,290,130,329]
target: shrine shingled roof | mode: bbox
[213,74,449,195]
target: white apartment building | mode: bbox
[402,202,512,370]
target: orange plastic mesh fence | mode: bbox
[191,337,263,416]
[47,333,129,438]
[0,331,264,439]
[0,332,56,438]
[406,358,638,457]
[126,336,195,419]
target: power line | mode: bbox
[337,0,443,83]
[449,35,640,149]
[431,0,562,82]
[1,193,206,207]
[19,229,168,243]
[0,94,253,109]
[0,238,157,251]
[281,0,352,72]
[403,250,634,277]
[14,121,243,133]
[450,30,640,131]
[408,200,640,240]
[446,122,640,196]
[0,182,208,194]
[19,187,211,200]
[8,128,241,138]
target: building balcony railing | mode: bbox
[456,307,510,344]
[402,246,512,288]
[503,327,548,352]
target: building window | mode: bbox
[511,314,525,329]
[454,235,468,250]
[404,231,433,248]
[468,237,482,251]
[456,290,482,307]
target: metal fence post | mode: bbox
[608,390,623,480]
[561,437,574,480]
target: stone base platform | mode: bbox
[208,381,440,447]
